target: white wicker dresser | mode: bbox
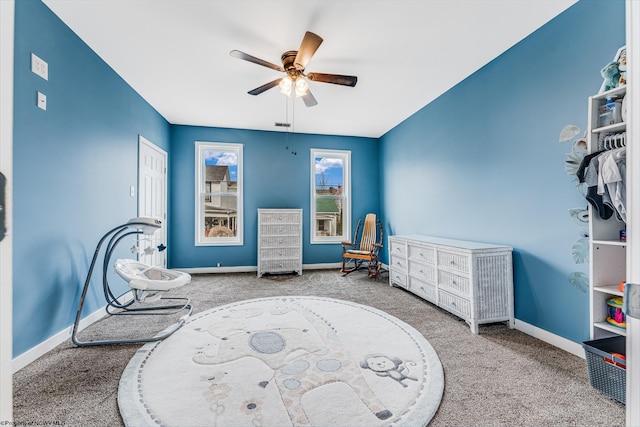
[257,209,303,277]
[388,235,514,334]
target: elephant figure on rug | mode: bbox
[193,301,393,426]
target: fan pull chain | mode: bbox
[291,95,295,134]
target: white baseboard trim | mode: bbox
[179,262,342,275]
[513,319,584,359]
[12,292,134,373]
[179,265,257,274]
[13,306,104,373]
[303,262,342,270]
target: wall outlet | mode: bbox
[37,92,46,110]
[31,53,48,80]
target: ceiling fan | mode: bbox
[230,31,358,107]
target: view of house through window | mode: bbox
[311,149,350,244]
[195,142,243,246]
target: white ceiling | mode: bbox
[42,0,578,138]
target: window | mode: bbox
[310,149,350,244]
[195,142,243,246]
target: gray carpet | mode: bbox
[13,269,625,426]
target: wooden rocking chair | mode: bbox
[341,213,383,278]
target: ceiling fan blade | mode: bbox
[294,32,323,70]
[230,50,284,72]
[301,90,318,107]
[248,79,282,96]
[307,72,357,87]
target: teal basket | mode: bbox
[582,336,626,404]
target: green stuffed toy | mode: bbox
[600,61,621,92]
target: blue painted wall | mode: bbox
[379,0,625,343]
[169,125,379,269]
[13,0,170,356]
[10,0,626,358]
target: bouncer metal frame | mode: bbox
[71,218,192,347]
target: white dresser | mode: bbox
[257,209,303,277]
[388,235,514,334]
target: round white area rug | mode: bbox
[118,296,444,427]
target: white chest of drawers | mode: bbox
[258,209,303,277]
[388,235,514,334]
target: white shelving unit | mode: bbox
[587,85,627,339]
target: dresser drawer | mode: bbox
[260,211,301,224]
[260,235,300,248]
[408,245,435,264]
[389,270,407,288]
[437,250,470,274]
[259,259,301,274]
[438,290,471,319]
[389,254,407,271]
[260,248,300,260]
[438,270,470,297]
[389,240,407,257]
[260,224,300,236]
[408,260,435,283]
[409,277,437,304]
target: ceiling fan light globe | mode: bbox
[280,87,292,97]
[279,76,293,96]
[295,78,309,97]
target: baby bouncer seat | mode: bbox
[71,217,192,347]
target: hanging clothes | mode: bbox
[576,147,626,223]
[598,147,626,223]
[577,150,614,220]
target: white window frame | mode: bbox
[195,141,243,246]
[310,149,351,244]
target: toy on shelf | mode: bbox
[600,61,621,93]
[598,46,627,93]
[606,296,626,329]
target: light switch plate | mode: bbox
[31,53,48,80]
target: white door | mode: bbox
[138,136,168,268]
[0,0,14,421]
